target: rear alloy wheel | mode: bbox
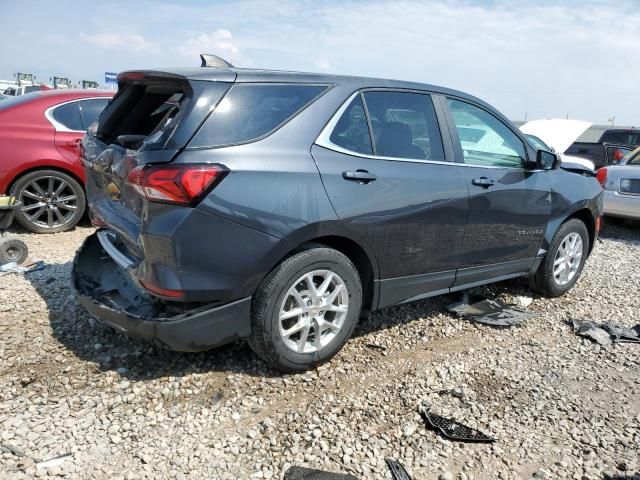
[11,170,86,233]
[249,247,362,372]
[529,218,589,297]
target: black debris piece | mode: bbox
[386,458,413,480]
[365,343,386,351]
[420,409,495,443]
[447,293,534,327]
[572,320,640,345]
[283,466,358,480]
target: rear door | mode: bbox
[50,100,85,162]
[444,98,551,286]
[313,90,468,306]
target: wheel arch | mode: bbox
[7,164,85,195]
[545,207,596,256]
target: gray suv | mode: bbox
[73,61,603,371]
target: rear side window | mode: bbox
[363,91,444,161]
[192,84,327,147]
[52,101,83,131]
[329,95,373,155]
[79,98,109,129]
[601,131,640,146]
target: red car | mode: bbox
[0,89,112,233]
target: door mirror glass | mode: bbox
[536,149,559,170]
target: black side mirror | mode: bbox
[536,149,560,170]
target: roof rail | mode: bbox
[200,54,234,68]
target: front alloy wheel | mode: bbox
[553,232,583,286]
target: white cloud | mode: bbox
[176,29,240,64]
[78,32,156,52]
[315,58,331,71]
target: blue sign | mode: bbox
[104,72,118,84]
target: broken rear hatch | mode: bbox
[81,70,234,259]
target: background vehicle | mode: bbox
[566,128,640,168]
[0,90,112,233]
[73,63,602,372]
[521,119,595,171]
[3,84,51,96]
[597,152,640,221]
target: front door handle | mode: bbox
[342,169,377,184]
[472,177,495,188]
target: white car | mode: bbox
[520,119,595,171]
[598,147,640,220]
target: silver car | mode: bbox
[600,147,640,220]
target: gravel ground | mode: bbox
[1,220,639,480]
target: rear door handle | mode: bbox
[472,177,495,188]
[342,170,377,183]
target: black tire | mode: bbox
[529,219,589,297]
[0,238,29,265]
[249,247,362,372]
[10,170,86,234]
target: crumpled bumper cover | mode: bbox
[72,231,252,352]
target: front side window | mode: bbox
[448,99,526,168]
[52,101,83,131]
[363,91,444,160]
[192,84,327,148]
[329,95,373,155]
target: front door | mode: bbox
[444,98,551,286]
[313,90,468,306]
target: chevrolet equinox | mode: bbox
[73,57,603,371]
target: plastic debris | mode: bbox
[365,343,386,351]
[0,260,44,274]
[420,408,495,443]
[447,293,535,327]
[386,458,413,480]
[36,453,72,470]
[284,466,358,480]
[572,319,640,345]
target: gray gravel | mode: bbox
[1,220,639,479]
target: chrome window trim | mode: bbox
[44,97,109,133]
[315,91,532,170]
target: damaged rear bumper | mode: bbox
[72,231,252,352]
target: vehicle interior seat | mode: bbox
[376,121,426,159]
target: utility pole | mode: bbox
[608,116,616,127]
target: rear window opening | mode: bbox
[96,82,188,149]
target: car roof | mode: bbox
[126,66,489,107]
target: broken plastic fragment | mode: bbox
[36,453,72,470]
[283,466,358,480]
[572,319,640,345]
[420,409,495,443]
[0,260,44,274]
[386,458,413,480]
[447,293,534,327]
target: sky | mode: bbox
[1,0,639,124]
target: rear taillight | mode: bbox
[127,164,228,206]
[596,168,607,188]
[613,149,624,162]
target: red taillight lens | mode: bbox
[139,280,184,299]
[595,167,607,188]
[613,149,624,162]
[128,164,228,206]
